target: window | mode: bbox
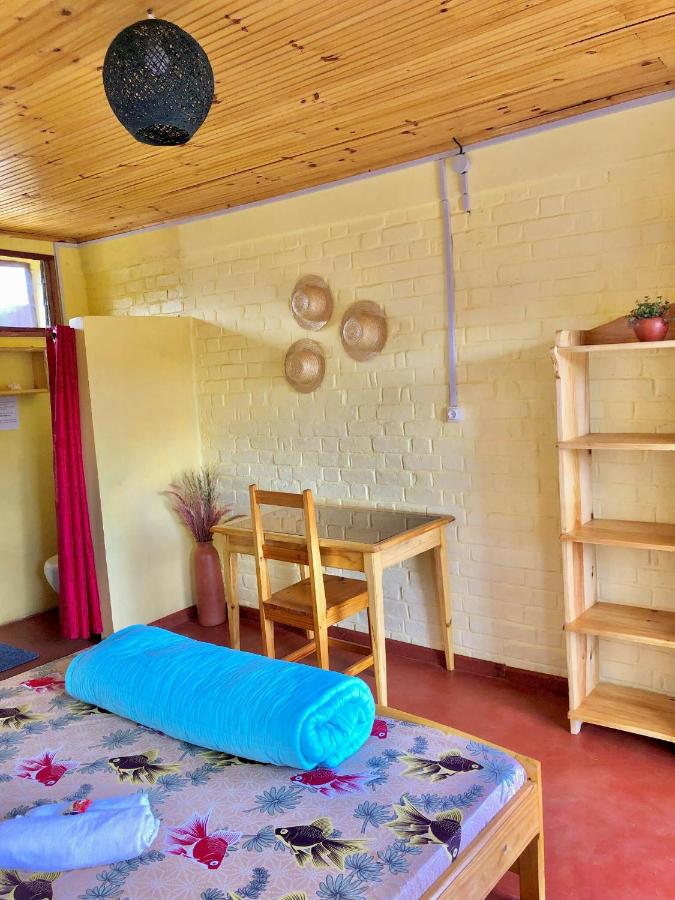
[0,250,61,334]
[0,261,38,328]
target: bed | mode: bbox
[0,657,544,900]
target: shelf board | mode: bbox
[0,345,45,353]
[559,339,675,353]
[0,388,48,395]
[567,602,675,648]
[570,683,674,742]
[558,433,675,451]
[561,519,675,552]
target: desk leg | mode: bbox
[365,552,387,705]
[223,540,240,650]
[433,526,454,670]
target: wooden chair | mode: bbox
[249,484,384,701]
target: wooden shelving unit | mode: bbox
[552,317,675,744]
[0,345,48,395]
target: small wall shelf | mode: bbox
[0,389,47,396]
[552,316,675,744]
[558,433,675,451]
[0,345,48,395]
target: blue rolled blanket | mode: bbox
[66,625,375,770]
[0,793,159,870]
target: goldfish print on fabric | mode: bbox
[0,871,61,899]
[20,676,66,694]
[15,750,77,787]
[198,749,258,768]
[274,817,367,869]
[0,665,527,899]
[290,768,370,797]
[165,812,241,869]
[108,750,179,784]
[400,749,484,783]
[387,798,463,860]
[370,719,388,740]
[61,700,110,718]
[0,706,43,731]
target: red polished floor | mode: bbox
[2,609,673,899]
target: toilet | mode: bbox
[44,555,59,594]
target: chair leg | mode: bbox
[260,607,275,658]
[315,621,330,670]
[298,564,314,640]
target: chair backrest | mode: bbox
[248,484,327,618]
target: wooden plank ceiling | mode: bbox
[0,0,673,242]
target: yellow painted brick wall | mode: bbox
[0,239,91,625]
[79,98,675,691]
[0,236,56,625]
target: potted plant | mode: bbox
[627,295,671,342]
[164,466,232,627]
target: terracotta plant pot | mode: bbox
[632,317,670,342]
[193,541,226,626]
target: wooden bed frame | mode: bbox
[381,706,545,900]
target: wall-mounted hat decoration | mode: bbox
[103,14,214,146]
[290,275,333,331]
[340,300,388,361]
[284,339,326,393]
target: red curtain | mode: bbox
[47,326,102,639]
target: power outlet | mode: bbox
[447,406,464,422]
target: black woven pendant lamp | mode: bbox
[103,13,214,146]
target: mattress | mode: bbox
[0,658,527,899]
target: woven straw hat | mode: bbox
[340,300,388,361]
[290,275,333,331]
[284,339,326,393]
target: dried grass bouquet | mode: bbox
[164,466,232,543]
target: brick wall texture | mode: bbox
[79,99,675,693]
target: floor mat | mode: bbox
[0,642,38,674]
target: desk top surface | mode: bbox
[213,503,454,550]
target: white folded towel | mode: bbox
[0,792,160,871]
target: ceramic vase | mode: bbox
[632,317,670,342]
[193,541,226,626]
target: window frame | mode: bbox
[0,248,62,336]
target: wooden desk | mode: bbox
[212,505,455,704]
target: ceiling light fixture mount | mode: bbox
[102,12,214,146]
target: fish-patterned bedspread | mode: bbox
[0,658,526,900]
